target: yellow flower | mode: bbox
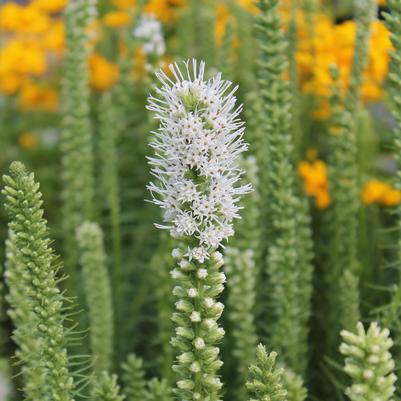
[42,21,65,54]
[382,189,401,206]
[0,3,51,34]
[18,132,39,150]
[298,159,331,209]
[362,180,401,206]
[236,0,258,14]
[113,0,136,10]
[103,11,131,28]
[31,0,68,14]
[0,73,24,95]
[296,13,392,117]
[145,0,186,24]
[214,4,231,45]
[315,189,331,210]
[19,81,59,112]
[89,53,119,91]
[0,39,47,85]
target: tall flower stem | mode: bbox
[340,322,397,401]
[324,0,377,349]
[77,222,114,374]
[254,0,314,375]
[147,59,251,401]
[2,162,75,401]
[60,0,97,295]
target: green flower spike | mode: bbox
[246,344,287,401]
[340,322,397,401]
[122,354,147,401]
[93,372,124,401]
[76,222,114,374]
[2,161,75,401]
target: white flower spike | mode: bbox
[133,14,165,56]
[147,59,251,259]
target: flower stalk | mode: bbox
[147,59,251,400]
[2,162,75,401]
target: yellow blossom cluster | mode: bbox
[0,0,66,101]
[0,0,187,107]
[296,13,392,116]
[110,0,186,25]
[298,158,331,209]
[362,180,401,206]
[18,132,39,150]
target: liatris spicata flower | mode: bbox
[61,0,97,291]
[147,59,251,401]
[253,0,314,376]
[134,14,165,57]
[340,322,397,401]
[3,162,75,401]
[147,59,251,254]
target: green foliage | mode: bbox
[122,354,147,401]
[93,372,124,401]
[2,161,75,401]
[225,156,259,400]
[383,0,401,329]
[246,344,287,401]
[340,322,396,401]
[171,249,225,401]
[77,221,114,374]
[149,237,174,383]
[254,0,314,375]
[98,92,122,298]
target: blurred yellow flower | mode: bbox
[145,0,186,23]
[0,3,50,34]
[236,0,258,14]
[215,4,231,45]
[19,81,59,112]
[31,0,68,14]
[0,39,48,94]
[42,21,65,54]
[89,53,119,91]
[18,132,39,150]
[103,11,131,28]
[296,14,392,115]
[113,0,136,10]
[362,180,401,206]
[298,159,331,209]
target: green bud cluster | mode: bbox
[122,354,147,401]
[340,322,397,401]
[246,344,287,401]
[170,249,226,401]
[77,222,114,374]
[93,372,124,401]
